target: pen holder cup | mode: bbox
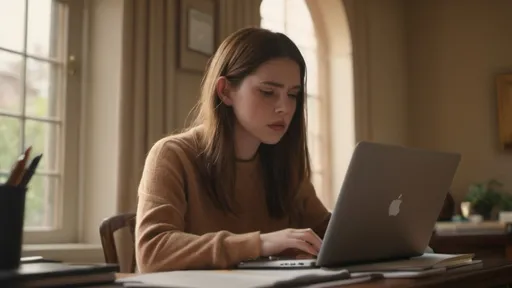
[0,185,27,270]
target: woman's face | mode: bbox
[223,58,301,145]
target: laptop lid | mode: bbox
[316,141,461,268]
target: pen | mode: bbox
[6,147,32,187]
[19,154,43,189]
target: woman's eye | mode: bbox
[260,89,273,96]
[288,94,298,98]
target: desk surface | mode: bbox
[347,259,512,288]
[113,259,512,288]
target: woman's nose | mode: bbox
[275,94,293,115]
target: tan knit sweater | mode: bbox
[135,127,331,272]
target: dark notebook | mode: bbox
[0,262,118,287]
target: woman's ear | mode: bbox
[215,77,233,106]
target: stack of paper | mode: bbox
[117,268,379,288]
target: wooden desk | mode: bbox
[113,260,512,288]
[347,259,512,288]
[430,233,512,260]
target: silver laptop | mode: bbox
[237,141,461,269]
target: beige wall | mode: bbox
[405,0,512,202]
[357,0,409,146]
[341,0,410,146]
[345,0,512,203]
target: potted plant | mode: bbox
[464,179,504,220]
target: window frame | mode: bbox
[17,0,84,244]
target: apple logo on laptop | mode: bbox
[388,194,402,216]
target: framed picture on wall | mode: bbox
[178,0,216,72]
[496,73,512,151]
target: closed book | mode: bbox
[0,262,118,287]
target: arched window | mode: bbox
[260,0,328,204]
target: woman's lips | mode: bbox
[268,124,285,131]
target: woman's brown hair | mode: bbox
[191,27,310,219]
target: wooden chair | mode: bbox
[99,212,137,273]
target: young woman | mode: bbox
[135,27,331,273]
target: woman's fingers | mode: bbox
[304,230,323,251]
[291,229,322,252]
[307,229,323,245]
[289,238,318,256]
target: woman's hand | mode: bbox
[259,228,322,257]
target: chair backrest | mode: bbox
[99,212,137,273]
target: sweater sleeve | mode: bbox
[295,181,332,239]
[135,140,261,272]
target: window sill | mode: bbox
[22,243,104,263]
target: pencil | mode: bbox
[6,147,32,187]
[19,154,42,189]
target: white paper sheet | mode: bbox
[117,268,350,288]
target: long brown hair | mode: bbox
[191,27,310,219]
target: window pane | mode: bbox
[24,174,58,228]
[27,0,64,59]
[0,0,26,52]
[260,18,285,33]
[285,0,316,37]
[301,48,319,95]
[287,29,317,50]
[25,120,60,172]
[25,59,61,118]
[260,0,285,23]
[0,50,23,114]
[0,116,21,171]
